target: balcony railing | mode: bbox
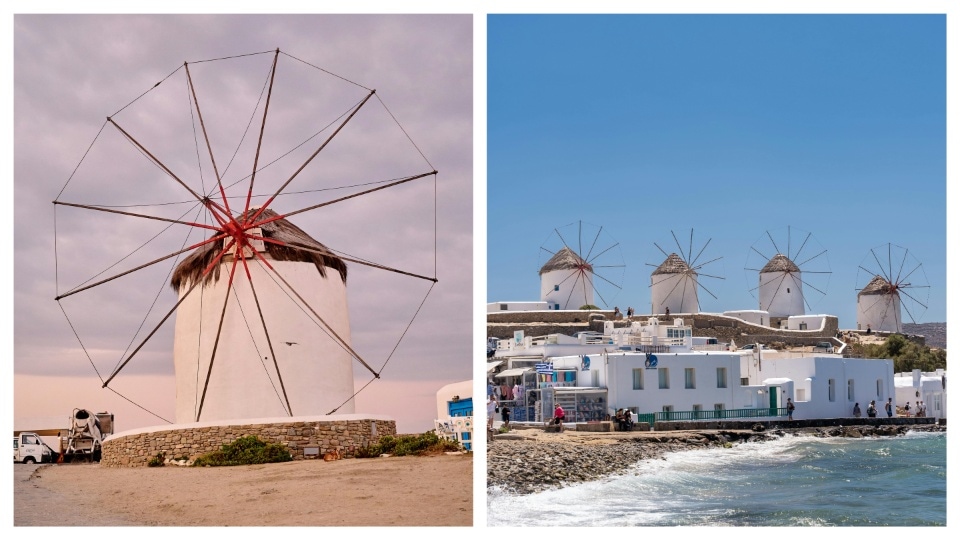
[651,407,788,423]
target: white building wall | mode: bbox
[857,294,901,333]
[541,268,593,310]
[723,310,769,326]
[759,271,804,317]
[650,274,699,314]
[605,352,743,416]
[173,260,355,423]
[786,315,828,331]
[486,301,551,312]
[741,356,894,420]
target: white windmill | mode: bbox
[744,227,831,317]
[648,229,723,315]
[855,243,929,333]
[53,49,439,425]
[538,221,625,310]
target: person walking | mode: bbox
[867,400,878,418]
[786,398,795,420]
[885,398,893,418]
[500,404,511,431]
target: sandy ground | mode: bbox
[15,453,472,527]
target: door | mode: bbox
[769,386,780,416]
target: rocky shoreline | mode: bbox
[487,424,946,495]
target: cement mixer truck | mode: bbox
[62,409,114,462]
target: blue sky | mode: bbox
[487,14,946,329]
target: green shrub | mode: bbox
[147,452,165,467]
[355,431,463,458]
[579,304,600,310]
[192,435,293,467]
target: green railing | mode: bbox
[643,407,787,424]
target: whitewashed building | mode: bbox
[894,369,947,420]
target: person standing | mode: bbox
[553,403,565,432]
[786,398,795,420]
[885,398,893,418]
[867,400,877,418]
[487,394,499,439]
[853,402,861,418]
[501,405,511,431]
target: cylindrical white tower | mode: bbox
[758,254,804,317]
[539,247,593,310]
[650,253,698,314]
[170,209,355,423]
[857,275,902,333]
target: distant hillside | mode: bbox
[902,322,946,349]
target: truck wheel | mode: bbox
[23,456,35,464]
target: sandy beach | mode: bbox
[15,453,472,527]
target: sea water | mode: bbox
[487,431,946,526]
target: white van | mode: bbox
[13,432,54,464]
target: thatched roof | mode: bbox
[171,208,347,290]
[859,275,895,296]
[539,247,591,275]
[652,253,692,276]
[760,253,800,273]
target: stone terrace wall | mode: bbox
[101,419,396,468]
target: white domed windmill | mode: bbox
[537,221,625,310]
[53,49,438,424]
[647,229,724,315]
[744,226,832,317]
[855,243,929,333]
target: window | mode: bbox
[876,379,883,397]
[692,404,702,419]
[787,287,791,293]
[554,284,559,291]
[740,377,749,386]
[500,303,508,310]
[716,367,728,388]
[685,368,696,389]
[658,368,670,389]
[662,405,674,413]
[828,379,836,402]
[714,403,725,412]
[847,379,855,401]
[632,368,644,390]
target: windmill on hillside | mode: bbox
[538,221,625,310]
[647,229,724,315]
[855,243,929,333]
[744,226,831,317]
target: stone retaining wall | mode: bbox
[488,311,841,345]
[101,418,396,468]
[654,416,936,431]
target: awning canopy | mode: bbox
[494,367,532,379]
[487,360,503,373]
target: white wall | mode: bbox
[605,352,743,416]
[173,260,355,423]
[486,301,550,312]
[857,294,901,333]
[435,380,473,420]
[650,273,699,314]
[541,268,593,310]
[786,315,827,331]
[723,310,769,326]
[759,271,804,317]
[744,356,894,420]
